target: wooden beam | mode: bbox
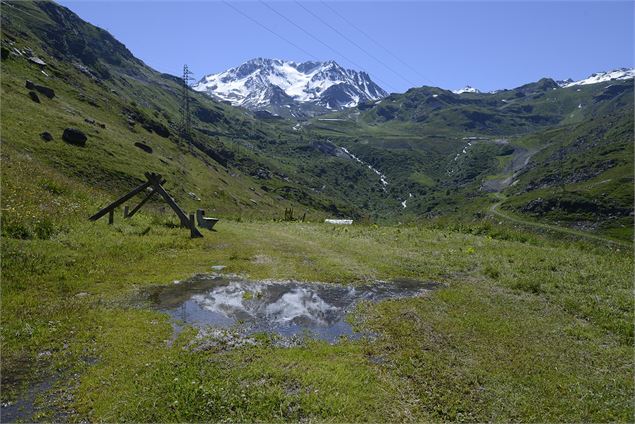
[151,182,203,237]
[89,180,152,221]
[127,189,157,218]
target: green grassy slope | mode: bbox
[0,0,378,224]
[2,0,632,233]
[500,107,634,240]
[1,148,632,421]
[302,79,633,237]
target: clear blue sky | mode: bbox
[57,0,633,93]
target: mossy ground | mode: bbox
[2,146,632,422]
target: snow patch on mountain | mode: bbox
[194,58,387,113]
[339,146,388,190]
[558,68,634,88]
[452,85,480,94]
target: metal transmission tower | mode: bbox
[180,64,195,143]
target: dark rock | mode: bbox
[62,128,87,146]
[25,80,35,90]
[134,142,152,153]
[34,84,55,99]
[97,122,106,129]
[40,131,53,142]
[28,91,40,103]
[84,118,96,124]
[141,121,170,138]
[1,47,9,60]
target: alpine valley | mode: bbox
[1,1,633,422]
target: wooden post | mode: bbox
[189,213,201,238]
[123,206,129,218]
[108,210,114,225]
[151,179,202,237]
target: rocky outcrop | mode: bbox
[25,80,55,99]
[62,128,87,146]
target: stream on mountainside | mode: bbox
[143,274,442,343]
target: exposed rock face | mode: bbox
[62,128,87,146]
[35,84,55,99]
[40,131,53,141]
[28,91,40,103]
[25,80,55,99]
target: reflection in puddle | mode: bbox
[145,276,441,342]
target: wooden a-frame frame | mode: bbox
[89,172,203,238]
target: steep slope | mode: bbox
[0,0,387,232]
[194,58,387,118]
[499,106,634,240]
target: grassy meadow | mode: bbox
[1,145,632,422]
[1,3,633,421]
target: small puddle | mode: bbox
[1,376,57,423]
[143,275,441,343]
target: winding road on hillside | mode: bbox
[490,202,631,248]
[483,142,630,248]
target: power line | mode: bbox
[221,1,319,62]
[258,1,398,92]
[180,64,194,145]
[320,0,435,87]
[295,1,418,89]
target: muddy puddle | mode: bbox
[143,275,441,343]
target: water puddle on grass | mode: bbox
[144,275,441,343]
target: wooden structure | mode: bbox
[89,172,203,238]
[197,209,219,230]
[283,208,306,222]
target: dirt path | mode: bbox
[490,202,631,248]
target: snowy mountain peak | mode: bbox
[194,58,387,117]
[558,68,634,88]
[452,85,480,94]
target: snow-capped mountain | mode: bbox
[194,58,387,117]
[558,68,634,88]
[452,85,480,94]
